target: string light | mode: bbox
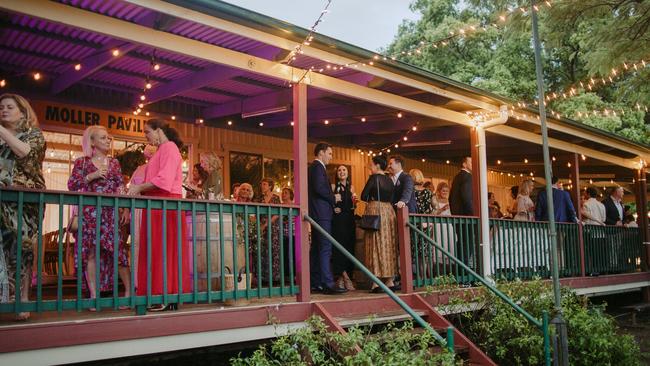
[153,64,160,71]
[0,79,5,87]
[74,64,82,71]
[33,72,41,80]
[375,1,554,61]
[227,120,232,126]
[112,49,120,57]
[285,0,333,85]
[258,122,264,127]
[171,116,176,120]
[361,117,366,122]
[324,119,330,125]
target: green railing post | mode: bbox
[303,215,447,345]
[543,310,551,366]
[446,326,454,354]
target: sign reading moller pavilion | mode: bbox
[31,100,149,138]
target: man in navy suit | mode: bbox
[535,176,577,223]
[308,142,347,294]
[388,156,417,213]
[601,186,624,226]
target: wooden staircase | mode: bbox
[311,293,495,365]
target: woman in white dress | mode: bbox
[512,180,535,221]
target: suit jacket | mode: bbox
[449,170,473,216]
[391,172,417,213]
[308,160,335,221]
[601,196,622,226]
[535,188,576,223]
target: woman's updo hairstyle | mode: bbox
[146,119,184,149]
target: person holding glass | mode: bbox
[68,126,130,308]
[0,94,46,320]
[127,119,189,311]
[331,165,357,291]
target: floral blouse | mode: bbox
[414,188,433,214]
[0,127,46,189]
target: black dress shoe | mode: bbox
[311,286,324,293]
[322,286,348,295]
[370,287,383,294]
[389,285,401,292]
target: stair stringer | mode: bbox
[412,293,496,366]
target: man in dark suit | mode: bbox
[308,142,347,294]
[388,156,417,213]
[449,157,473,216]
[535,176,577,223]
[602,186,624,226]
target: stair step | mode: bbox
[335,309,427,328]
[428,344,470,356]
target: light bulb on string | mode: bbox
[74,64,82,71]
[33,73,41,81]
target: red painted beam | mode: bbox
[293,82,310,302]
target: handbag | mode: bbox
[360,175,381,231]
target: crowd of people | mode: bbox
[0,93,642,319]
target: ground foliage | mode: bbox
[385,0,649,144]
[230,316,455,365]
[442,278,642,366]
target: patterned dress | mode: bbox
[414,188,433,214]
[253,194,281,281]
[68,156,127,293]
[0,127,46,302]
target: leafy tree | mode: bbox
[385,0,649,144]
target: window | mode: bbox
[263,157,291,194]
[230,151,262,196]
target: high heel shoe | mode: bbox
[149,303,178,312]
[343,277,356,291]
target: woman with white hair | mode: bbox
[68,125,130,309]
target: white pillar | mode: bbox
[477,126,492,279]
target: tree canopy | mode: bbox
[384,0,649,145]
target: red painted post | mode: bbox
[293,82,310,302]
[571,153,586,277]
[397,205,413,294]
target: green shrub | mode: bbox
[456,278,641,366]
[230,316,455,366]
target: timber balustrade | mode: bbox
[399,209,645,287]
[0,187,299,315]
[0,186,645,316]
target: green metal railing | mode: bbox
[488,219,581,280]
[583,224,642,275]
[304,214,455,353]
[407,222,551,366]
[0,187,299,315]
[410,215,480,286]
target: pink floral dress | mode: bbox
[68,156,127,293]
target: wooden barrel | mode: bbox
[186,213,246,293]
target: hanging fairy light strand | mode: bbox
[356,116,420,157]
[307,1,554,76]
[133,49,159,117]
[286,0,334,85]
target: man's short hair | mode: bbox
[586,187,598,198]
[610,186,623,196]
[462,156,471,166]
[372,155,388,170]
[551,176,559,184]
[389,155,404,167]
[314,142,332,157]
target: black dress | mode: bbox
[331,181,356,276]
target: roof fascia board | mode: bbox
[489,125,639,170]
[1,0,471,127]
[129,0,650,157]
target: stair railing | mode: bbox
[407,222,551,366]
[304,214,453,351]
